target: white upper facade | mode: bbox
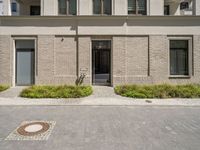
[0,0,200,16]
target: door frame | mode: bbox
[91,39,112,86]
[12,38,37,87]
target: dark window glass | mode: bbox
[164,5,170,15]
[58,0,67,14]
[128,0,146,15]
[11,2,17,12]
[128,0,136,14]
[138,0,146,15]
[69,0,77,15]
[180,2,189,10]
[103,0,111,15]
[93,0,101,14]
[93,0,111,15]
[58,0,76,15]
[170,40,189,76]
[30,6,40,15]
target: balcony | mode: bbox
[164,0,193,15]
[11,0,41,16]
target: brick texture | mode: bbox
[1,35,200,86]
[0,35,12,85]
[36,35,77,85]
[78,37,91,84]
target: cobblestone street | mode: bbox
[0,106,200,150]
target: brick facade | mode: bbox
[0,35,12,85]
[1,35,200,86]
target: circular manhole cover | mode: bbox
[17,122,50,136]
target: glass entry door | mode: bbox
[92,40,111,85]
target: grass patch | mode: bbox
[115,84,200,99]
[0,85,9,92]
[20,85,93,99]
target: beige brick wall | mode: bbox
[36,35,54,84]
[112,35,200,86]
[0,35,12,85]
[113,36,151,85]
[78,37,91,84]
[1,35,200,86]
[193,35,200,77]
[149,35,168,83]
[126,36,149,76]
[36,35,77,85]
[54,36,76,76]
[112,36,126,85]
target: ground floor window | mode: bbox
[170,40,189,76]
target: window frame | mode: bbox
[164,5,170,15]
[58,0,77,15]
[180,2,189,10]
[168,37,193,78]
[128,0,147,15]
[11,2,17,13]
[93,0,112,15]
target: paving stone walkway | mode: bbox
[1,86,200,106]
[89,86,119,98]
[0,87,26,98]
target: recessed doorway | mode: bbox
[92,40,111,86]
[15,40,35,86]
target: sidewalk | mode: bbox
[0,86,200,106]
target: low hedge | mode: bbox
[0,85,9,92]
[20,85,93,98]
[115,84,200,99]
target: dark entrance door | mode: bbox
[92,40,111,85]
[16,49,35,86]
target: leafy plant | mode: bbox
[20,85,93,99]
[0,85,9,92]
[115,84,200,99]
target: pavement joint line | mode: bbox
[1,105,200,108]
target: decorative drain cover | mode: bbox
[5,121,56,141]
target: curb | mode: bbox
[1,97,200,106]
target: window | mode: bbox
[164,5,170,15]
[93,0,112,15]
[170,40,189,76]
[128,0,146,15]
[30,6,40,15]
[58,0,77,15]
[0,1,4,15]
[11,2,17,12]
[180,2,189,10]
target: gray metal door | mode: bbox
[16,49,35,86]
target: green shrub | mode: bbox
[114,84,200,99]
[20,85,93,99]
[0,85,9,92]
